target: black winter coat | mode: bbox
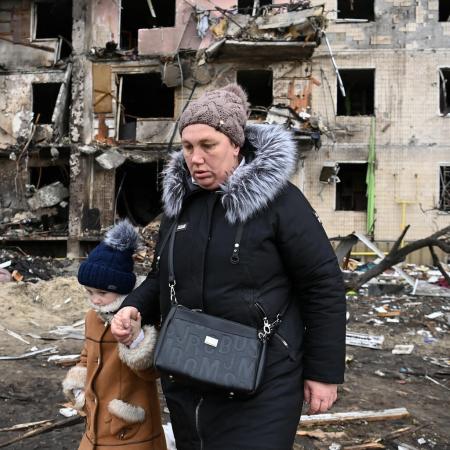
[122,125,346,450]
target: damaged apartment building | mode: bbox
[0,0,449,261]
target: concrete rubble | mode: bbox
[27,181,69,210]
[0,0,331,258]
[0,233,449,447]
[1,0,449,263]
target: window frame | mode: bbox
[334,161,369,212]
[336,68,376,117]
[438,164,450,212]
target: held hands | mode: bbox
[303,380,338,415]
[111,306,140,346]
[129,313,142,344]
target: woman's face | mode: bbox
[181,124,240,190]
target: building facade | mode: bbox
[0,0,449,261]
[310,0,450,256]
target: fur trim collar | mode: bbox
[162,124,297,224]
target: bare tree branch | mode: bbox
[429,245,450,286]
[346,225,450,291]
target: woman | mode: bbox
[111,84,346,450]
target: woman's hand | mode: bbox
[129,313,142,343]
[303,380,338,415]
[111,306,139,346]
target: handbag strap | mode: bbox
[155,219,178,272]
[167,220,244,305]
[168,218,178,305]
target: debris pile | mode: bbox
[343,261,450,299]
[135,217,162,270]
[0,249,73,282]
[0,181,69,238]
[266,103,324,149]
[191,1,327,146]
[200,1,325,44]
[0,257,449,448]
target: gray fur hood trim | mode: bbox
[162,124,297,224]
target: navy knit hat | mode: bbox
[78,220,138,294]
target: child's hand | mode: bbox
[129,312,142,342]
[111,306,139,345]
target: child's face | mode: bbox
[84,287,119,306]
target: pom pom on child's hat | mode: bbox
[78,220,138,294]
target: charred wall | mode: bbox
[1,0,324,257]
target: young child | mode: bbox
[63,220,167,450]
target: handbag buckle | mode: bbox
[169,280,178,304]
[258,315,282,341]
[258,317,272,341]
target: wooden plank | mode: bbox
[0,416,82,448]
[92,164,115,227]
[11,1,31,42]
[0,346,57,360]
[0,420,53,432]
[0,324,29,344]
[296,429,347,439]
[377,310,400,317]
[92,64,112,113]
[343,443,385,449]
[346,331,385,349]
[300,408,410,427]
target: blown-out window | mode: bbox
[439,69,450,115]
[439,1,450,22]
[439,166,450,212]
[116,73,174,140]
[336,163,368,211]
[236,70,273,119]
[33,83,62,124]
[120,0,176,50]
[33,0,72,57]
[337,69,375,116]
[337,0,374,21]
[238,0,272,14]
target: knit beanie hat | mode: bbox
[78,220,138,295]
[178,83,249,147]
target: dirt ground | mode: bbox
[0,274,449,450]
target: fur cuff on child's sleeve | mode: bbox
[62,366,87,409]
[118,325,157,370]
[62,365,86,396]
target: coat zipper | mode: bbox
[201,194,219,312]
[274,332,289,349]
[195,397,204,450]
[255,301,266,320]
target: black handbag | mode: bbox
[153,219,288,396]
